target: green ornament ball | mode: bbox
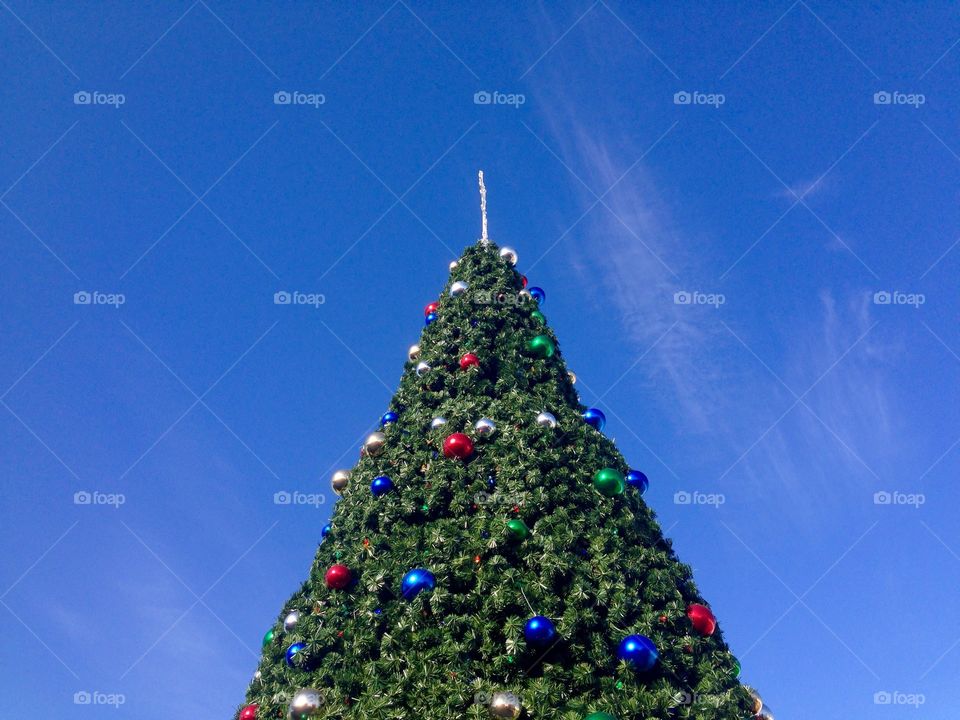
[732,658,741,678]
[585,714,617,720]
[527,334,555,358]
[592,468,625,497]
[506,518,530,541]
[262,628,275,647]
[531,310,545,324]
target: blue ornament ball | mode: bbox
[370,475,394,497]
[626,469,649,494]
[529,286,546,303]
[285,642,307,667]
[425,312,438,326]
[618,634,658,670]
[401,568,436,599]
[321,523,331,539]
[583,407,606,432]
[380,411,398,427]
[524,615,557,646]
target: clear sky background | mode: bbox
[1,2,958,717]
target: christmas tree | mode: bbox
[238,176,770,720]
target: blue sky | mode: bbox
[1,2,958,717]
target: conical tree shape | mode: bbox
[238,242,758,720]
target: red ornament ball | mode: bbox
[459,352,480,370]
[686,603,717,636]
[521,275,528,287]
[239,704,258,720]
[325,564,352,590]
[424,301,439,317]
[443,432,474,459]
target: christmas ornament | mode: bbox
[430,417,448,430]
[475,418,496,437]
[288,688,323,719]
[758,704,774,720]
[583,407,606,431]
[239,703,258,720]
[506,518,530,541]
[363,432,386,456]
[499,247,518,265]
[449,260,458,271]
[443,432,474,459]
[324,564,352,590]
[450,281,469,297]
[686,603,717,636]
[416,361,431,376]
[285,642,306,667]
[585,714,616,720]
[262,628,275,647]
[527,334,555,358]
[746,687,763,714]
[489,691,522,719]
[521,275,528,288]
[401,568,436,599]
[524,615,557,646]
[408,344,421,361]
[371,475,394,497]
[283,610,300,632]
[331,469,351,494]
[625,469,648,494]
[380,411,398,426]
[617,634,658,670]
[321,524,331,539]
[424,301,438,316]
[425,312,438,326]
[531,310,545,324]
[593,468,625,497]
[460,352,480,370]
[529,286,546,303]
[732,658,741,678]
[568,370,577,384]
[536,411,557,428]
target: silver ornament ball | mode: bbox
[416,361,431,377]
[408,344,421,362]
[475,418,496,437]
[288,688,323,719]
[363,432,386,456]
[489,691,522,719]
[430,417,447,430]
[450,281,469,297]
[331,469,351,494]
[283,610,300,632]
[449,260,458,271]
[567,370,577,385]
[536,411,557,429]
[757,704,774,720]
[499,247,518,266]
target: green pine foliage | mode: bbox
[239,242,756,719]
